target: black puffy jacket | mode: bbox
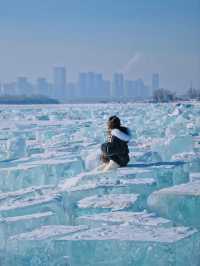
[101,127,131,167]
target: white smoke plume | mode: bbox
[122,52,143,74]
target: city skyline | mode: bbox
[0,0,199,93]
[0,66,158,101]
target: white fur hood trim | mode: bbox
[111,129,131,142]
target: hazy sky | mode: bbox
[0,0,199,92]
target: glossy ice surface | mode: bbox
[0,102,200,266]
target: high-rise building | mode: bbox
[152,73,160,92]
[53,66,67,99]
[112,73,124,98]
[135,78,146,99]
[124,80,136,98]
[16,77,32,95]
[67,82,77,99]
[78,72,104,99]
[87,72,95,98]
[94,73,103,98]
[125,79,150,99]
[2,82,17,95]
[78,72,87,98]
[36,78,49,96]
[143,85,151,98]
[102,80,111,99]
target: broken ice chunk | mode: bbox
[148,181,200,228]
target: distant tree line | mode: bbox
[153,87,200,103]
[153,89,176,103]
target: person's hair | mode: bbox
[107,116,129,134]
[107,116,121,130]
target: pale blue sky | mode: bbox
[0,0,199,92]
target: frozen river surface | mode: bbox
[0,102,200,266]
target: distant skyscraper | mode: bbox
[53,66,67,99]
[94,73,103,98]
[16,77,32,95]
[124,80,136,98]
[112,73,124,98]
[78,72,87,98]
[135,79,145,99]
[125,79,149,99]
[87,72,95,98]
[78,72,104,99]
[144,85,151,98]
[67,82,77,99]
[36,78,49,96]
[102,80,111,99]
[3,82,17,95]
[152,73,160,92]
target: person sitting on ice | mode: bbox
[96,115,131,172]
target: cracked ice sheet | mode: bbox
[77,211,172,227]
[57,176,157,210]
[0,211,58,240]
[149,180,200,196]
[10,225,88,241]
[0,157,84,191]
[1,211,54,223]
[58,178,157,206]
[77,194,139,211]
[4,226,200,266]
[57,167,155,192]
[68,178,156,192]
[0,185,53,201]
[57,224,197,243]
[0,193,58,213]
[0,189,66,224]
